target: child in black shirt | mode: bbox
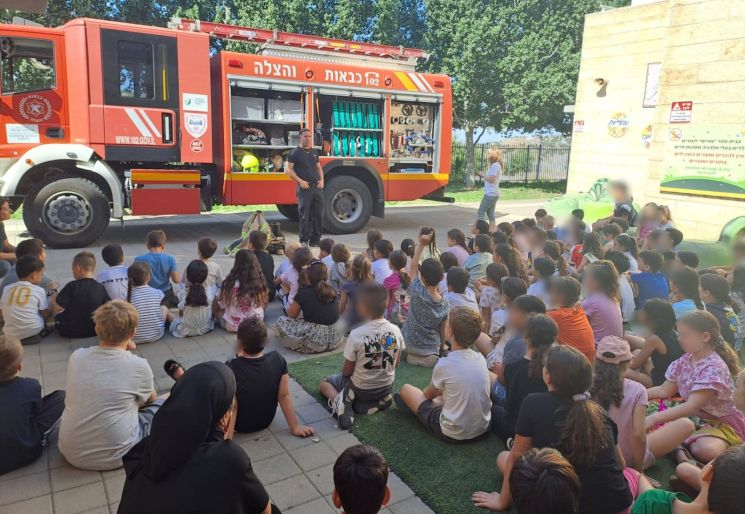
[53,251,110,338]
[226,318,314,437]
[0,335,65,474]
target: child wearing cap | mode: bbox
[591,336,693,472]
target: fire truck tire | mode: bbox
[322,176,372,235]
[23,176,110,249]
[276,204,299,221]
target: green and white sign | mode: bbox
[661,124,745,200]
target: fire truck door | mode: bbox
[100,29,179,162]
[0,32,68,156]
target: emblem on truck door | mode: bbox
[19,94,52,122]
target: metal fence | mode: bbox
[450,142,570,184]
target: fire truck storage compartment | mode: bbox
[129,170,202,216]
[230,80,307,173]
[314,91,384,158]
[389,96,439,173]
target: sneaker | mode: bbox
[377,394,393,412]
[506,437,515,450]
[393,392,409,413]
[329,389,355,429]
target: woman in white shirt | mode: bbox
[476,148,503,232]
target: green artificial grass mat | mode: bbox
[289,353,677,514]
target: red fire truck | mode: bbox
[0,17,452,248]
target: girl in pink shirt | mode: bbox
[383,250,411,324]
[444,228,470,266]
[646,310,745,465]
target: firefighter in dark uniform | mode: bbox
[286,128,324,246]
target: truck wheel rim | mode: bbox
[331,188,362,224]
[43,192,93,235]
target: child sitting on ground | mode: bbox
[527,257,554,308]
[494,242,529,283]
[468,220,490,252]
[604,250,636,323]
[319,237,335,268]
[491,314,554,443]
[278,246,312,308]
[372,239,394,284]
[171,260,215,338]
[53,251,110,338]
[226,318,314,437]
[614,233,640,274]
[215,249,268,332]
[632,445,745,514]
[59,301,160,470]
[1,256,51,344]
[341,254,372,330]
[602,223,623,253]
[276,260,343,353]
[481,278,528,368]
[126,262,173,344]
[631,251,670,309]
[507,448,581,514]
[669,266,704,319]
[591,336,693,472]
[646,311,745,465]
[193,237,223,289]
[464,234,493,287]
[699,273,743,353]
[382,250,411,325]
[246,230,275,301]
[333,444,391,514]
[328,242,349,293]
[321,282,404,429]
[580,261,623,341]
[576,232,604,274]
[97,243,128,300]
[437,251,459,296]
[546,276,596,363]
[401,232,449,368]
[396,306,491,442]
[625,299,684,387]
[0,335,65,475]
[0,238,56,297]
[444,228,470,266]
[477,262,508,332]
[445,267,479,313]
[366,229,383,260]
[134,230,180,307]
[274,241,301,304]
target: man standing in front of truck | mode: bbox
[286,128,324,246]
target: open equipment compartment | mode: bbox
[389,96,440,174]
[314,91,385,159]
[229,79,307,173]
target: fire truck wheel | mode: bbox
[276,204,299,221]
[322,176,372,235]
[23,176,110,249]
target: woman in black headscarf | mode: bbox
[118,361,277,514]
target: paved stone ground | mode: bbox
[0,202,541,514]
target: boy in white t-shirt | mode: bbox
[58,301,159,470]
[321,282,404,429]
[97,243,129,301]
[1,256,51,344]
[396,306,491,442]
[371,239,393,284]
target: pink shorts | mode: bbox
[618,467,642,514]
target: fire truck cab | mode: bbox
[0,17,452,248]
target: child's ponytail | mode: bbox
[126,262,150,303]
[525,315,557,379]
[389,250,411,290]
[545,346,609,469]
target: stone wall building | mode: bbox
[568,0,745,240]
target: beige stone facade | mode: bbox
[568,0,745,240]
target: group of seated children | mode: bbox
[5,178,745,514]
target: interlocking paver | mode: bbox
[252,453,303,485]
[387,472,416,503]
[0,470,51,506]
[52,481,108,514]
[238,432,286,462]
[1,495,53,514]
[288,441,338,472]
[265,475,321,511]
[388,496,436,514]
[305,463,335,495]
[50,466,102,492]
[285,497,337,514]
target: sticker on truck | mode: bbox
[6,124,40,144]
[182,93,209,112]
[185,113,208,138]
